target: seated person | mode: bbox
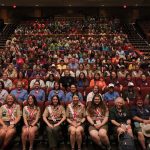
[110,97,133,138]
[122,82,137,104]
[0,94,22,149]
[65,84,83,104]
[45,74,55,89]
[103,83,119,102]
[87,94,111,150]
[29,81,45,102]
[89,73,106,91]
[86,85,102,106]
[0,73,13,90]
[77,72,89,88]
[22,95,40,150]
[48,81,65,102]
[43,95,66,150]
[29,74,45,89]
[131,97,150,150]
[59,70,76,90]
[13,71,28,90]
[0,81,8,105]
[66,94,86,150]
[4,63,17,78]
[10,81,28,103]
[76,64,87,78]
[136,74,150,88]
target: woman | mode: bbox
[29,81,45,102]
[48,81,65,102]
[0,94,22,149]
[89,73,106,91]
[0,81,8,106]
[43,95,66,150]
[45,73,55,89]
[77,72,89,88]
[66,94,86,150]
[22,95,40,150]
[110,97,133,138]
[13,71,28,89]
[87,94,111,150]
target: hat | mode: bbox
[108,83,115,88]
[128,82,134,87]
[51,64,56,67]
[140,123,150,137]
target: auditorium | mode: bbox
[0,0,150,150]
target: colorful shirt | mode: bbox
[0,104,22,122]
[30,89,45,101]
[23,105,40,125]
[43,105,65,122]
[11,89,28,101]
[66,102,86,123]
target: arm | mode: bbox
[43,107,53,128]
[23,107,29,127]
[31,107,40,127]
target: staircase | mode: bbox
[123,23,150,59]
[0,24,18,49]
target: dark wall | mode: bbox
[0,6,150,23]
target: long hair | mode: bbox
[51,95,61,105]
[87,94,106,116]
[27,94,38,106]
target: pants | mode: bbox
[46,126,61,148]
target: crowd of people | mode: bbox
[0,17,150,150]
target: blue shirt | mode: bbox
[65,92,83,103]
[48,90,65,102]
[30,89,45,101]
[103,91,119,101]
[11,89,28,101]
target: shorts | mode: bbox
[89,124,108,132]
[134,122,142,133]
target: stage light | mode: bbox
[123,5,127,8]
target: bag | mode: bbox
[118,133,136,150]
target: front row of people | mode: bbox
[0,94,149,150]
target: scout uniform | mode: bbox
[66,102,86,127]
[43,104,65,148]
[0,103,22,127]
[87,107,109,131]
[23,105,40,128]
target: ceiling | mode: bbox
[0,0,150,7]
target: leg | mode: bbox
[46,126,59,149]
[28,126,38,150]
[137,132,146,150]
[68,126,76,149]
[76,126,84,149]
[51,126,61,148]
[22,126,29,150]
[0,129,6,147]
[89,126,100,145]
[98,129,110,146]
[2,128,16,149]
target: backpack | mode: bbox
[118,133,136,150]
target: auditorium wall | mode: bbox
[0,6,150,23]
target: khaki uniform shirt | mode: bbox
[23,106,40,125]
[0,104,22,122]
[43,105,65,122]
[66,102,86,123]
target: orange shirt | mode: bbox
[89,79,106,89]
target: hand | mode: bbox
[143,120,149,124]
[54,123,60,127]
[3,124,8,130]
[76,123,81,127]
[94,123,102,129]
[48,124,53,128]
[71,122,77,127]
[120,124,126,131]
[8,124,14,129]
